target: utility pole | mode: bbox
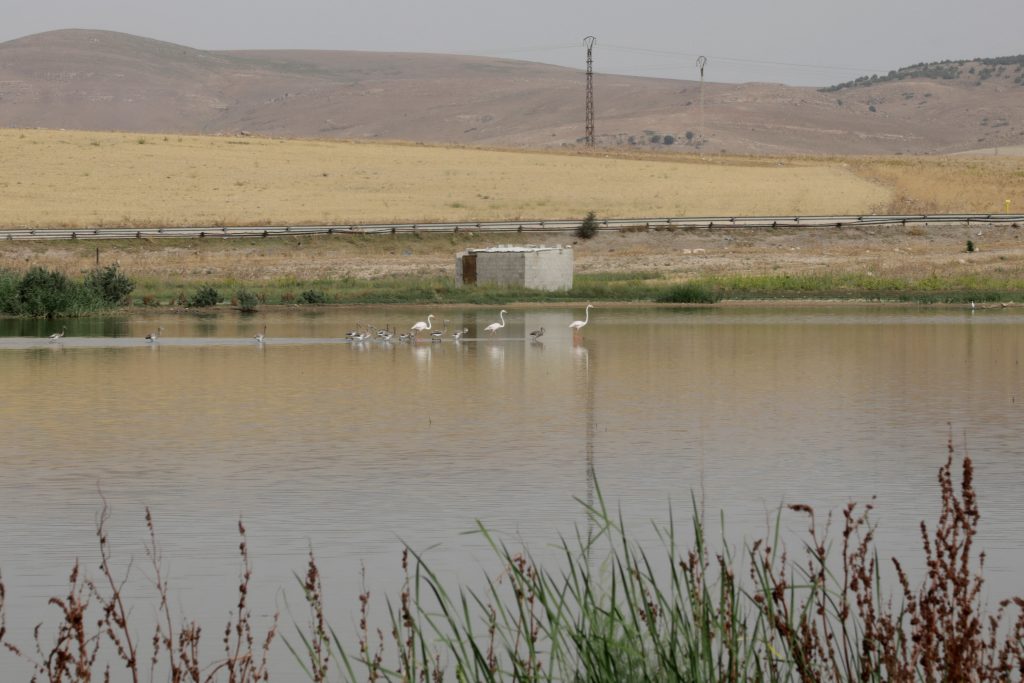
[696,56,707,146]
[584,36,596,147]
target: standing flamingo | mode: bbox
[145,326,164,343]
[48,326,66,342]
[484,310,507,335]
[411,314,434,339]
[569,305,593,337]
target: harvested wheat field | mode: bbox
[0,128,892,229]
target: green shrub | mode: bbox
[655,282,721,304]
[236,289,259,313]
[966,239,975,252]
[0,269,22,315]
[299,289,329,304]
[84,264,134,305]
[15,267,102,318]
[576,211,599,240]
[188,285,220,308]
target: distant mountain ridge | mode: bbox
[1,29,1023,155]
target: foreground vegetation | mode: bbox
[1,443,1021,681]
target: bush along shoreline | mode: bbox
[0,440,1022,681]
[4,266,1024,317]
[0,265,133,318]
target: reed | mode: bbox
[281,438,1024,682]
[1,442,1021,681]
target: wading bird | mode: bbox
[529,326,545,341]
[453,327,469,342]
[145,326,164,343]
[411,314,435,339]
[484,310,507,335]
[431,320,449,342]
[255,325,266,343]
[569,305,593,337]
[48,327,66,342]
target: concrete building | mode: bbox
[455,245,574,292]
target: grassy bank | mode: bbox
[1,445,1022,681]
[123,270,1022,310]
[1,268,1020,317]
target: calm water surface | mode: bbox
[0,305,1021,670]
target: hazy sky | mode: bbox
[2,0,1022,86]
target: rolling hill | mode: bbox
[2,29,1024,155]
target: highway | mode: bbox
[1,214,1021,241]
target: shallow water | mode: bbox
[1,305,1022,672]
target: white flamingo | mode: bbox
[48,326,66,342]
[254,325,266,343]
[484,310,507,335]
[411,314,434,339]
[569,305,593,337]
[145,326,164,342]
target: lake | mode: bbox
[0,304,1021,674]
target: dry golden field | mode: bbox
[0,128,891,228]
[1,128,1022,295]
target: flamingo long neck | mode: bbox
[425,316,433,331]
[499,311,506,327]
[583,307,590,325]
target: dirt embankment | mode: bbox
[1,222,1020,284]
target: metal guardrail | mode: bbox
[0,214,1021,241]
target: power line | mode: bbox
[600,42,891,75]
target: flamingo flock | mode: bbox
[41,306,597,346]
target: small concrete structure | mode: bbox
[456,245,574,292]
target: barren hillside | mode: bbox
[1,29,1023,155]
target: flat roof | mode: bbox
[466,244,570,253]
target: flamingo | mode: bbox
[411,314,434,339]
[145,326,164,342]
[484,310,507,335]
[254,325,266,343]
[48,326,66,343]
[529,326,545,341]
[569,305,593,337]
